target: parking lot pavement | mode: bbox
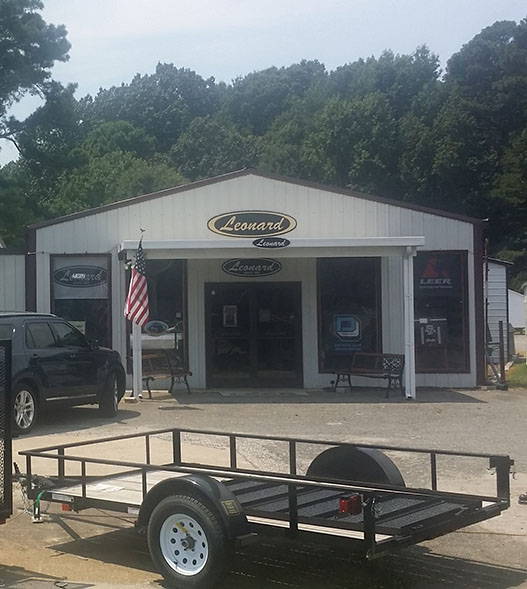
[2,386,527,588]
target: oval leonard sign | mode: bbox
[253,237,290,249]
[208,211,296,238]
[53,266,107,288]
[222,259,281,277]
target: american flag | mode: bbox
[124,239,149,326]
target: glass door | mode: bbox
[206,283,302,387]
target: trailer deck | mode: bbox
[48,466,492,540]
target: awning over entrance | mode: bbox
[120,236,424,400]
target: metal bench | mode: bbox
[333,352,404,398]
[142,348,192,397]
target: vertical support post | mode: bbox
[172,430,181,465]
[288,484,298,535]
[145,434,151,465]
[25,456,32,497]
[403,247,416,399]
[498,321,507,389]
[57,448,65,480]
[141,469,147,500]
[430,453,438,490]
[491,456,512,506]
[363,496,377,557]
[81,461,86,498]
[229,436,237,469]
[131,322,142,399]
[289,441,297,475]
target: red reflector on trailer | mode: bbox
[61,503,73,512]
[339,495,362,515]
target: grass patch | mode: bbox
[508,363,527,388]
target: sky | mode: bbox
[1,0,526,163]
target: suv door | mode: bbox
[25,321,69,400]
[49,321,98,398]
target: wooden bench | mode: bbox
[142,349,192,397]
[333,352,404,398]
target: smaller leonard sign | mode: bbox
[53,266,107,288]
[208,211,296,238]
[222,258,282,278]
[253,237,290,249]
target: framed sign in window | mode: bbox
[317,258,382,372]
[414,251,469,373]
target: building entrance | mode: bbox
[205,282,302,387]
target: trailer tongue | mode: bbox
[19,428,513,588]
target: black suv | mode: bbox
[0,313,126,434]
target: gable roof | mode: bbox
[27,168,482,231]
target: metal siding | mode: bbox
[35,175,474,250]
[0,255,25,311]
[33,174,477,388]
[487,263,508,360]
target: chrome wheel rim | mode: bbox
[160,513,209,576]
[14,389,35,430]
[112,378,119,411]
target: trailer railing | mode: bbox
[20,426,513,506]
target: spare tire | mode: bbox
[306,446,405,487]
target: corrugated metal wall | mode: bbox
[486,261,509,361]
[34,173,477,388]
[0,254,25,312]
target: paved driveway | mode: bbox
[1,386,526,588]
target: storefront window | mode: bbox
[318,258,382,372]
[51,255,111,347]
[140,260,187,364]
[414,251,469,373]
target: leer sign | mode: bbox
[208,211,296,238]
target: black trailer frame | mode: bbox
[0,340,13,523]
[20,426,512,561]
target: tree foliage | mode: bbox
[0,0,70,142]
[1,12,526,283]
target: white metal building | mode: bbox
[3,170,486,395]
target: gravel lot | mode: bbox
[1,385,526,588]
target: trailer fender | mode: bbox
[137,474,249,539]
[307,446,406,487]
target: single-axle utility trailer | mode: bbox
[19,427,513,588]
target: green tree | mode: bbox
[86,64,221,151]
[171,116,257,181]
[222,60,327,135]
[50,151,185,215]
[0,0,70,146]
[330,47,441,116]
[302,94,400,195]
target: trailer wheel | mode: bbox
[147,494,233,588]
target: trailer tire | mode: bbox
[147,494,233,588]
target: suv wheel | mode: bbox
[99,373,119,417]
[13,385,38,434]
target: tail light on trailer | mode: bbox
[339,495,362,515]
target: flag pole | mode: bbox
[124,228,148,403]
[131,322,142,401]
